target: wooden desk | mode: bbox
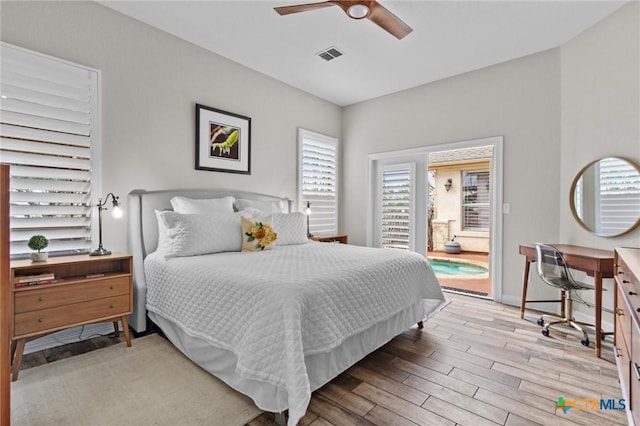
[519,243,615,357]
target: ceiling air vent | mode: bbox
[317,46,343,62]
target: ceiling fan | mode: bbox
[274,1,413,40]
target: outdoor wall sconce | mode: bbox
[444,178,452,192]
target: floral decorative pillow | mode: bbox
[241,216,277,251]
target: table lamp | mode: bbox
[306,201,313,238]
[90,193,122,256]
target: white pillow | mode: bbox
[234,199,285,214]
[159,211,241,257]
[170,196,235,214]
[273,212,308,246]
[155,210,171,253]
[237,207,269,218]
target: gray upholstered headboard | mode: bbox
[127,188,292,332]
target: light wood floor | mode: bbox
[248,293,626,426]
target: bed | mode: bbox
[127,189,445,425]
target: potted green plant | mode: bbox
[28,235,49,262]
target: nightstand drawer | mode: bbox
[14,294,130,337]
[310,234,348,244]
[14,276,130,314]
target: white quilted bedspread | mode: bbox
[144,242,444,425]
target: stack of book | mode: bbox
[14,272,59,287]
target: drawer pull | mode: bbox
[634,363,640,381]
[623,280,630,284]
[618,271,624,275]
[637,308,640,313]
[615,307,624,316]
[109,304,114,309]
[37,318,43,323]
[629,291,637,296]
[38,297,43,302]
[613,347,622,358]
[110,286,114,290]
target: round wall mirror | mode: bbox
[570,157,640,237]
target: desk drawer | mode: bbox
[14,294,130,337]
[14,276,130,314]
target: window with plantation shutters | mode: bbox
[298,128,338,235]
[0,44,99,259]
[381,163,414,251]
[462,169,490,231]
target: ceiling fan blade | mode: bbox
[274,1,335,16]
[368,1,413,40]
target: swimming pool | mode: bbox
[428,259,488,276]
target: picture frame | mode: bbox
[195,104,251,174]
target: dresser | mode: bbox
[10,253,133,381]
[614,247,640,426]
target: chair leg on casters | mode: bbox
[539,292,591,347]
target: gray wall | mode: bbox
[342,49,562,304]
[559,2,639,317]
[341,2,638,305]
[0,1,342,254]
[560,2,640,249]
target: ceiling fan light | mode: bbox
[347,4,369,19]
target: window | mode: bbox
[298,128,338,235]
[0,44,99,259]
[380,163,415,251]
[461,169,490,231]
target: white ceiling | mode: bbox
[99,1,627,107]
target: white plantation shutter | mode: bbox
[0,44,98,258]
[298,129,338,235]
[575,176,584,218]
[598,157,640,235]
[381,163,414,251]
[462,169,490,231]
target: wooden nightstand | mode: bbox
[10,253,133,381]
[310,234,348,244]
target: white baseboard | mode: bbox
[24,323,117,354]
